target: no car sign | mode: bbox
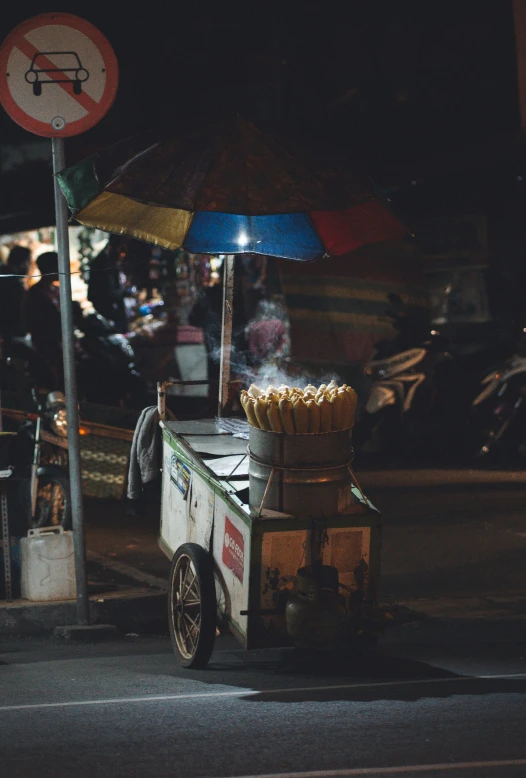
[0,13,118,138]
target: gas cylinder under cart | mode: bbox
[158,405,385,669]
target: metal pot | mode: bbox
[248,426,354,516]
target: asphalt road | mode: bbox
[1,630,525,778]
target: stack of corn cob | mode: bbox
[240,381,357,434]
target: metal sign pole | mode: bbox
[0,337,3,433]
[52,137,89,626]
[218,255,235,417]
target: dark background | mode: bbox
[0,1,520,170]
[1,0,526,324]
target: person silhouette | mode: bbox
[25,252,63,389]
[0,245,31,348]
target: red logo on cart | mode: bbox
[223,517,244,583]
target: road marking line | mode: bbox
[0,672,525,713]
[222,758,526,777]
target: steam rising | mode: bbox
[210,343,340,392]
[203,294,340,394]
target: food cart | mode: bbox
[55,116,403,667]
[157,382,384,668]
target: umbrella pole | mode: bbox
[218,255,235,417]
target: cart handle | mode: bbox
[256,466,276,518]
[346,465,369,505]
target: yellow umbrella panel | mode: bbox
[76,191,192,251]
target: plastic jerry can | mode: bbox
[20,527,76,601]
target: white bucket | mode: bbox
[20,527,76,602]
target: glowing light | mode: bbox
[210,257,222,272]
[237,232,249,248]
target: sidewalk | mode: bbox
[0,553,168,638]
[2,577,524,641]
[0,495,169,638]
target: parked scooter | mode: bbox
[73,305,149,409]
[17,390,72,529]
[355,295,453,460]
[1,307,150,410]
[469,327,526,463]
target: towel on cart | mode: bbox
[127,405,173,500]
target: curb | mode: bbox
[2,593,525,642]
[392,593,526,622]
[383,615,526,646]
[382,597,526,645]
[54,623,118,641]
[0,588,168,638]
[2,559,525,642]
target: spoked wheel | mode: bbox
[33,468,71,529]
[168,543,216,669]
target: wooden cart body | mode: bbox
[159,419,381,651]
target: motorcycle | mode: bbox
[470,330,526,463]
[17,390,72,529]
[355,295,453,461]
[1,307,150,411]
[73,305,150,409]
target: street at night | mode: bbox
[2,466,525,777]
[1,630,525,777]
[1,2,526,777]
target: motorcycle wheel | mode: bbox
[470,394,524,465]
[33,467,72,530]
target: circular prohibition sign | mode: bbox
[0,12,118,138]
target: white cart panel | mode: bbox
[160,441,188,556]
[161,437,215,555]
[212,494,250,638]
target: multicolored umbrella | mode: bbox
[58,116,407,413]
[58,117,406,262]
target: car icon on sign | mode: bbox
[25,51,89,96]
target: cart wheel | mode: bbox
[168,543,216,669]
